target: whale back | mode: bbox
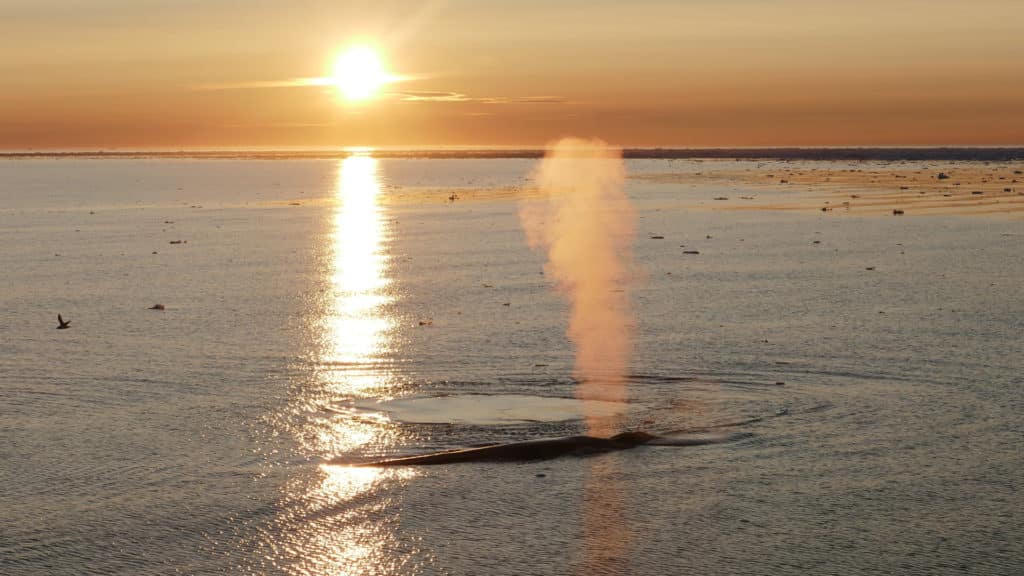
[608,430,657,446]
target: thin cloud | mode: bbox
[501,96,567,104]
[396,90,473,102]
[191,82,568,106]
[394,90,567,104]
[193,78,333,91]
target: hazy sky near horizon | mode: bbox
[2,0,1022,149]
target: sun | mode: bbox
[332,47,390,101]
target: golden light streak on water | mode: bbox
[319,155,395,402]
[278,155,415,575]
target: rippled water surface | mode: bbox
[1,157,1022,575]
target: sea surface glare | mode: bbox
[1,157,1022,575]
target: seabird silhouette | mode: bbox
[57,314,71,329]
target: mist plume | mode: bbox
[520,138,636,434]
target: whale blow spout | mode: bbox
[521,139,636,437]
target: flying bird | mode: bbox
[56,314,71,329]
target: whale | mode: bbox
[337,430,750,467]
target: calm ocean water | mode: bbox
[1,157,1022,575]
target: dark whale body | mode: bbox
[348,430,743,467]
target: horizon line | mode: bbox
[2,146,1023,162]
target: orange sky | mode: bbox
[2,0,1022,149]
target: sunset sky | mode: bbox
[2,0,1022,149]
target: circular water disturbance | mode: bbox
[354,394,629,425]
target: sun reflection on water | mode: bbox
[319,155,395,401]
[278,155,416,576]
